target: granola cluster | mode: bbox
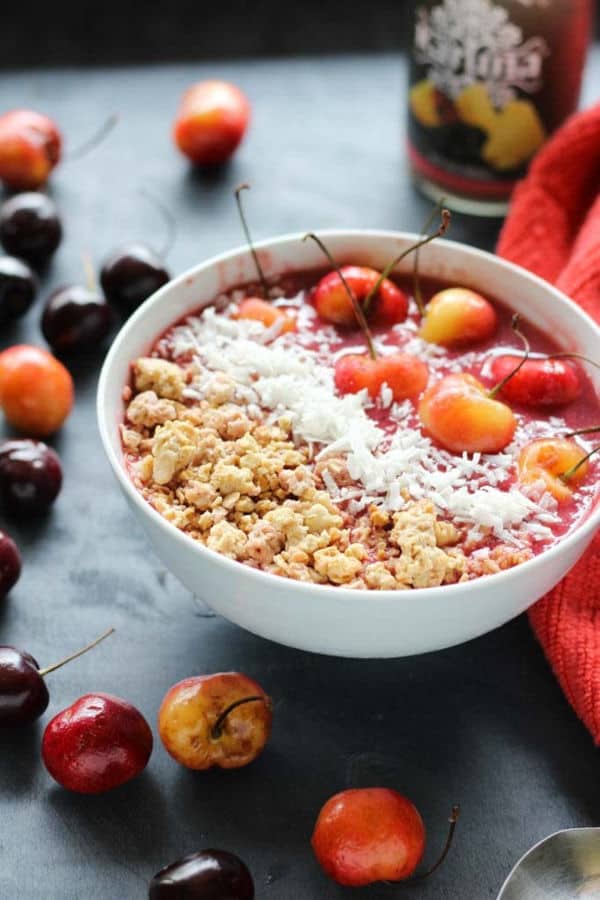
[122,357,476,590]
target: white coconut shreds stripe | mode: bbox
[166,306,564,543]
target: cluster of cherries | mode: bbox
[233,206,597,505]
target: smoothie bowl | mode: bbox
[97,231,600,657]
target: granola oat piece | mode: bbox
[390,500,438,552]
[211,460,258,496]
[279,466,314,497]
[206,520,247,559]
[364,562,399,590]
[204,372,236,405]
[313,546,363,585]
[126,390,178,428]
[120,424,143,452]
[244,520,285,566]
[151,420,198,485]
[134,357,185,400]
[434,520,460,547]
[182,480,218,511]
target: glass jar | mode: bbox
[407,0,594,216]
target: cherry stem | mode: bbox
[38,627,115,678]
[409,804,461,882]
[211,695,266,740]
[303,232,377,360]
[565,425,600,437]
[562,445,600,481]
[413,198,446,317]
[488,314,530,399]
[66,113,119,162]
[363,208,451,316]
[140,188,177,259]
[548,352,600,371]
[81,251,97,293]
[235,184,269,297]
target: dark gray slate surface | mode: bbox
[0,52,598,900]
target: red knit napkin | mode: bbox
[497,102,600,742]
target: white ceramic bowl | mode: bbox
[97,231,600,658]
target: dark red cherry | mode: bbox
[0,628,113,727]
[100,243,170,318]
[0,647,48,726]
[0,256,36,325]
[0,531,21,599]
[149,849,255,899]
[0,192,62,267]
[41,285,111,353]
[0,439,62,516]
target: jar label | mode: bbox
[414,0,549,108]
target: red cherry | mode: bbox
[490,355,581,407]
[42,692,153,793]
[0,345,74,436]
[313,266,408,328]
[0,110,62,190]
[419,372,516,453]
[312,788,426,887]
[173,80,250,166]
[335,352,428,401]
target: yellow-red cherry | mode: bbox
[312,788,426,887]
[173,80,250,166]
[419,372,516,453]
[0,345,74,436]
[0,110,61,191]
[158,672,272,771]
[419,287,497,347]
[335,352,428,401]
[518,437,590,502]
[313,265,408,328]
[233,297,296,333]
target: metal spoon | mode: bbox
[497,828,600,899]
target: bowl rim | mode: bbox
[97,228,600,605]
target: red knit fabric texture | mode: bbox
[497,102,600,742]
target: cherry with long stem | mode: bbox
[303,232,377,360]
[559,426,600,481]
[363,208,451,316]
[211,695,269,740]
[413,198,447,317]
[235,183,269,297]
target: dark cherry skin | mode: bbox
[42,692,153,793]
[0,256,36,325]
[0,193,62,266]
[42,285,112,354]
[149,849,255,900]
[100,243,170,318]
[0,439,62,517]
[0,531,21,599]
[0,647,48,726]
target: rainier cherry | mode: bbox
[312,788,459,888]
[0,345,74,435]
[174,80,250,166]
[150,849,255,900]
[419,287,498,347]
[518,437,591,503]
[42,692,152,793]
[158,672,272,770]
[335,352,428,401]
[490,355,582,407]
[419,373,516,453]
[0,110,61,191]
[234,297,296,333]
[313,265,408,328]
